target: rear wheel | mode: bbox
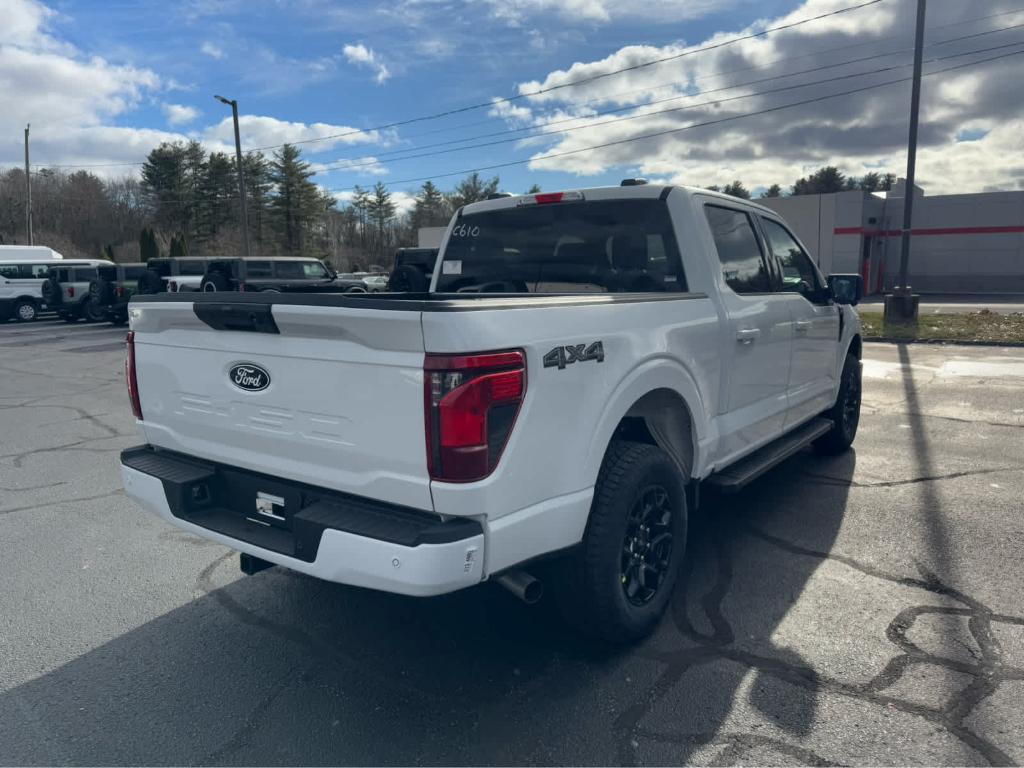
[201,271,230,292]
[83,298,105,322]
[556,440,687,643]
[814,352,862,455]
[14,300,38,322]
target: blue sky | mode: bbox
[3,0,1023,205]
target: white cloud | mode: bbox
[495,0,1024,194]
[0,0,166,173]
[200,41,225,59]
[342,43,390,84]
[163,103,199,126]
[482,0,735,25]
[202,115,382,155]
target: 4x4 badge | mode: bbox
[229,363,271,392]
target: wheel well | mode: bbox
[16,295,40,305]
[848,333,862,360]
[612,388,696,481]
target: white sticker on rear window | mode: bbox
[442,260,462,275]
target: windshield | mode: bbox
[435,199,687,293]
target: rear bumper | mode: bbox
[120,445,485,596]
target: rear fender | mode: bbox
[584,358,709,487]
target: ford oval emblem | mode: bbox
[229,363,270,392]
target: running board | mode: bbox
[706,417,833,493]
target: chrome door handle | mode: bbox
[736,328,761,344]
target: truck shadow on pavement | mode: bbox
[2,449,1021,765]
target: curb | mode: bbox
[864,337,1024,348]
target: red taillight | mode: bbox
[116,285,125,297]
[125,331,143,420]
[68,286,75,297]
[424,350,526,482]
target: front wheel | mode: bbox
[814,352,862,455]
[556,440,687,643]
[14,300,38,322]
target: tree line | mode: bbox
[0,147,896,269]
[708,166,898,200]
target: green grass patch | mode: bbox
[859,310,1024,344]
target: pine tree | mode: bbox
[198,152,237,243]
[412,180,448,229]
[760,184,783,198]
[722,180,751,199]
[526,183,542,194]
[243,152,273,254]
[365,181,396,263]
[450,172,499,208]
[139,227,159,261]
[269,144,320,255]
[169,234,187,257]
[792,166,846,195]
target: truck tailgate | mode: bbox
[130,300,431,510]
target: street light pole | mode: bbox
[24,124,33,246]
[215,95,252,258]
[886,0,926,325]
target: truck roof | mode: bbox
[0,245,65,261]
[460,183,780,217]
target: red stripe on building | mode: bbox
[834,225,1024,236]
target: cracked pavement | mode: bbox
[1,320,1023,766]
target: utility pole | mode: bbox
[24,124,33,246]
[886,0,925,326]
[214,95,252,257]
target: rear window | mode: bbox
[72,267,98,281]
[97,265,117,280]
[123,266,147,280]
[176,260,208,276]
[246,260,273,278]
[275,260,329,279]
[435,199,687,293]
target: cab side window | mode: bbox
[0,264,20,279]
[760,218,823,298]
[31,264,51,278]
[704,204,771,294]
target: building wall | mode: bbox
[764,187,1024,294]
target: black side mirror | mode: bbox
[828,273,863,306]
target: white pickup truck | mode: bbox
[120,182,863,641]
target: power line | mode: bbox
[346,5,1024,147]
[11,2,1020,173]
[323,46,1024,194]
[247,0,888,152]
[313,36,1024,174]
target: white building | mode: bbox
[760,182,1024,294]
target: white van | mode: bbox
[0,258,103,322]
[0,245,64,262]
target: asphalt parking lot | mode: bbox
[1,318,1023,766]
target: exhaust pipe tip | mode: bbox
[496,570,544,604]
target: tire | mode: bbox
[388,265,428,293]
[137,269,165,295]
[201,272,230,292]
[89,278,114,306]
[814,352,862,455]
[556,440,687,643]
[14,300,38,322]
[82,298,104,323]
